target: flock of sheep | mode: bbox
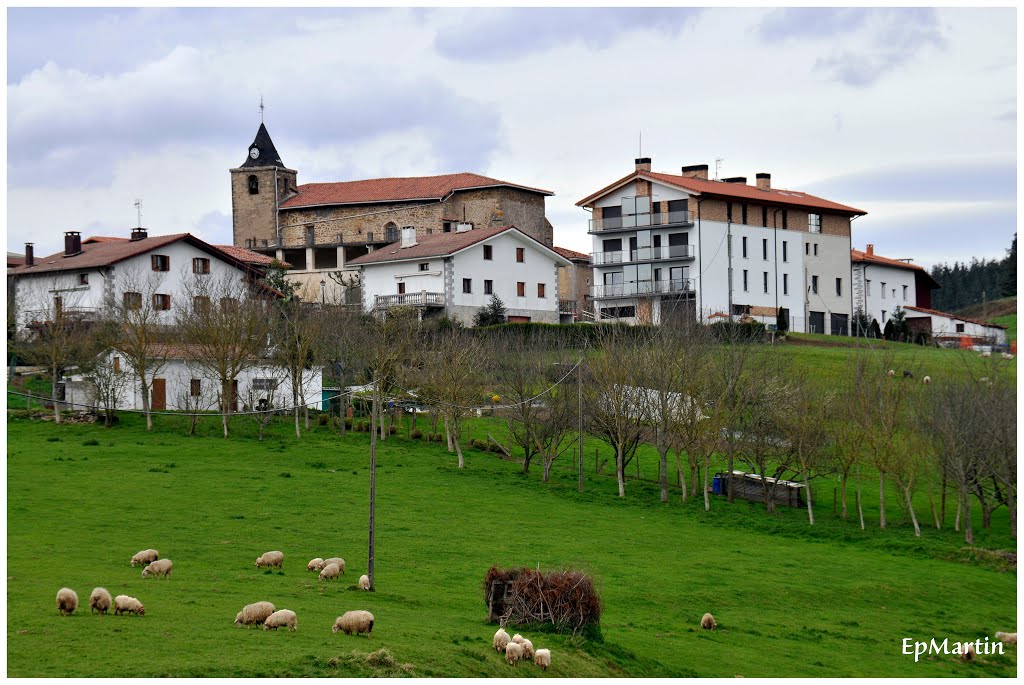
[54,549,172,619]
[493,628,551,670]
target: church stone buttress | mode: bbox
[230,123,297,248]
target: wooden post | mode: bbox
[367,376,378,591]
[578,361,584,493]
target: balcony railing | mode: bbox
[589,210,692,232]
[374,291,444,310]
[592,278,695,299]
[558,299,577,314]
[591,244,694,265]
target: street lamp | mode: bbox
[320,278,326,305]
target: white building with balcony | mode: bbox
[850,244,941,326]
[576,158,867,332]
[347,225,571,325]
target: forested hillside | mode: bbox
[930,234,1016,311]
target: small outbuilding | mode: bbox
[712,470,806,508]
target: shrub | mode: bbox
[46,436,61,443]
[484,566,602,635]
[388,425,397,435]
[318,413,329,426]
[411,430,423,439]
[344,417,353,429]
[708,320,766,342]
[432,433,444,443]
[82,439,99,446]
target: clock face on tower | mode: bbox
[249,147,260,159]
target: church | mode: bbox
[230,122,557,303]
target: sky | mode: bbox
[5,6,1018,269]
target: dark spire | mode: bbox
[241,123,285,168]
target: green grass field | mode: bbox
[6,399,1017,677]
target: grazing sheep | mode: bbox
[332,610,374,637]
[234,601,276,628]
[960,643,976,662]
[701,613,717,630]
[902,370,914,379]
[358,574,370,590]
[1002,353,1015,361]
[56,587,78,615]
[319,563,341,581]
[493,627,511,652]
[142,558,173,579]
[995,631,1017,645]
[981,351,992,358]
[255,551,284,569]
[263,609,297,631]
[512,633,524,644]
[520,637,535,660]
[922,375,931,384]
[306,558,325,572]
[114,595,145,617]
[89,587,112,615]
[887,369,895,377]
[130,549,159,567]
[534,648,551,671]
[322,557,345,574]
[505,641,524,666]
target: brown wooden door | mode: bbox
[151,378,166,410]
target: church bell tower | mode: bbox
[230,122,298,249]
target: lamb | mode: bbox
[887,369,895,377]
[981,351,992,358]
[142,558,173,579]
[56,587,78,615]
[520,637,535,660]
[322,557,345,574]
[960,643,976,662]
[1002,353,1015,360]
[701,613,717,630]
[505,641,524,666]
[130,549,159,567]
[512,633,524,644]
[534,648,551,671]
[89,587,112,615]
[922,376,931,384]
[332,610,374,637]
[995,631,1017,645]
[234,601,276,628]
[493,627,511,652]
[114,595,145,616]
[902,370,914,379]
[263,609,297,631]
[255,551,284,569]
[358,574,370,590]
[306,558,325,572]
[319,563,341,581]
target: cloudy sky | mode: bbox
[6,6,1017,269]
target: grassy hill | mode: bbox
[954,297,1017,343]
[6,399,1017,677]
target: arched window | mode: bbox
[248,175,259,195]
[384,222,399,242]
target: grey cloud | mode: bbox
[432,8,701,62]
[802,158,1016,203]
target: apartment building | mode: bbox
[850,244,940,325]
[576,158,867,333]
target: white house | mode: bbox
[347,225,572,324]
[576,158,867,333]
[850,244,941,326]
[903,306,1008,346]
[8,229,279,333]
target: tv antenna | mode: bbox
[134,199,142,228]
[714,158,724,181]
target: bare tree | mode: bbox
[736,360,797,514]
[270,300,322,438]
[491,335,547,473]
[82,351,131,427]
[174,373,218,436]
[709,332,759,504]
[636,327,688,503]
[243,371,288,441]
[986,373,1017,538]
[783,371,834,525]
[114,267,171,431]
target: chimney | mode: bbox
[455,222,473,233]
[130,227,148,242]
[400,226,418,247]
[634,157,651,172]
[722,176,747,184]
[24,243,34,267]
[756,173,771,190]
[64,231,82,257]
[866,244,874,256]
[681,164,708,180]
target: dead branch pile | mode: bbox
[484,566,601,634]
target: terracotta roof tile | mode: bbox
[904,306,1008,330]
[851,248,941,289]
[215,244,284,267]
[280,172,553,209]
[82,236,130,244]
[552,246,590,262]
[347,226,570,266]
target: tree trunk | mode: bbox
[140,374,153,431]
[454,419,465,469]
[367,380,377,591]
[856,477,865,530]
[878,473,887,529]
[542,455,552,483]
[928,486,940,530]
[840,474,849,520]
[294,387,301,439]
[940,472,947,526]
[1008,488,1017,539]
[674,451,687,503]
[955,498,961,532]
[52,368,62,424]
[962,490,974,545]
[444,416,453,452]
[690,463,698,498]
[726,450,735,503]
[304,401,309,431]
[616,443,625,498]
[904,486,921,537]
[703,463,710,512]
[804,474,815,525]
[658,445,669,503]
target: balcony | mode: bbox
[558,299,577,314]
[592,278,695,299]
[589,210,692,233]
[373,291,444,310]
[591,244,694,266]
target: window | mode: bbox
[462,278,472,294]
[483,245,493,260]
[956,323,965,333]
[113,357,121,374]
[397,282,406,295]
[782,241,788,262]
[742,269,749,292]
[813,243,818,256]
[152,293,171,311]
[78,273,89,285]
[384,223,399,242]
[781,210,788,229]
[741,203,748,225]
[151,254,170,271]
[762,238,769,260]
[305,225,316,245]
[418,262,430,272]
[742,236,748,258]
[601,305,636,319]
[902,285,908,300]
[443,222,452,233]
[484,279,493,295]
[248,175,259,194]
[123,292,142,310]
[811,275,819,294]
[783,273,789,295]
[517,281,526,297]
[761,206,768,227]
[192,257,210,274]
[516,247,525,263]
[190,379,202,397]
[808,213,821,233]
[836,278,843,296]
[881,282,886,299]
[219,297,239,312]
[252,378,278,392]
[537,283,546,298]
[193,295,211,313]
[727,202,733,222]
[763,271,769,293]
[805,243,810,255]
[866,280,872,296]
[881,310,887,322]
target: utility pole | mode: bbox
[578,357,584,493]
[367,376,378,591]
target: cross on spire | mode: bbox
[259,94,264,124]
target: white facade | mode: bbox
[904,308,1008,346]
[851,260,919,325]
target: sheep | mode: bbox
[505,641,524,666]
[534,648,551,671]
[520,637,535,660]
[922,375,931,384]
[306,558,325,572]
[130,549,159,567]
[887,369,896,377]
[142,558,173,579]
[512,633,524,644]
[701,613,717,630]
[263,609,297,631]
[322,557,345,574]
[56,587,78,615]
[89,587,112,615]
[1002,353,1015,361]
[332,610,374,637]
[114,595,145,617]
[960,643,976,662]
[995,631,1017,645]
[493,627,511,652]
[319,563,341,581]
[902,370,914,379]
[981,351,992,358]
[358,574,370,590]
[255,551,284,569]
[234,601,276,628]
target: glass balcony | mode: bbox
[592,278,695,299]
[591,244,694,265]
[589,210,692,232]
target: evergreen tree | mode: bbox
[882,319,895,341]
[890,305,911,341]
[776,308,789,332]
[263,259,297,301]
[869,319,882,339]
[852,308,872,337]
[1001,233,1017,298]
[473,295,507,327]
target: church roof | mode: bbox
[241,123,286,169]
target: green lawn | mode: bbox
[992,314,1017,344]
[6,408,1017,677]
